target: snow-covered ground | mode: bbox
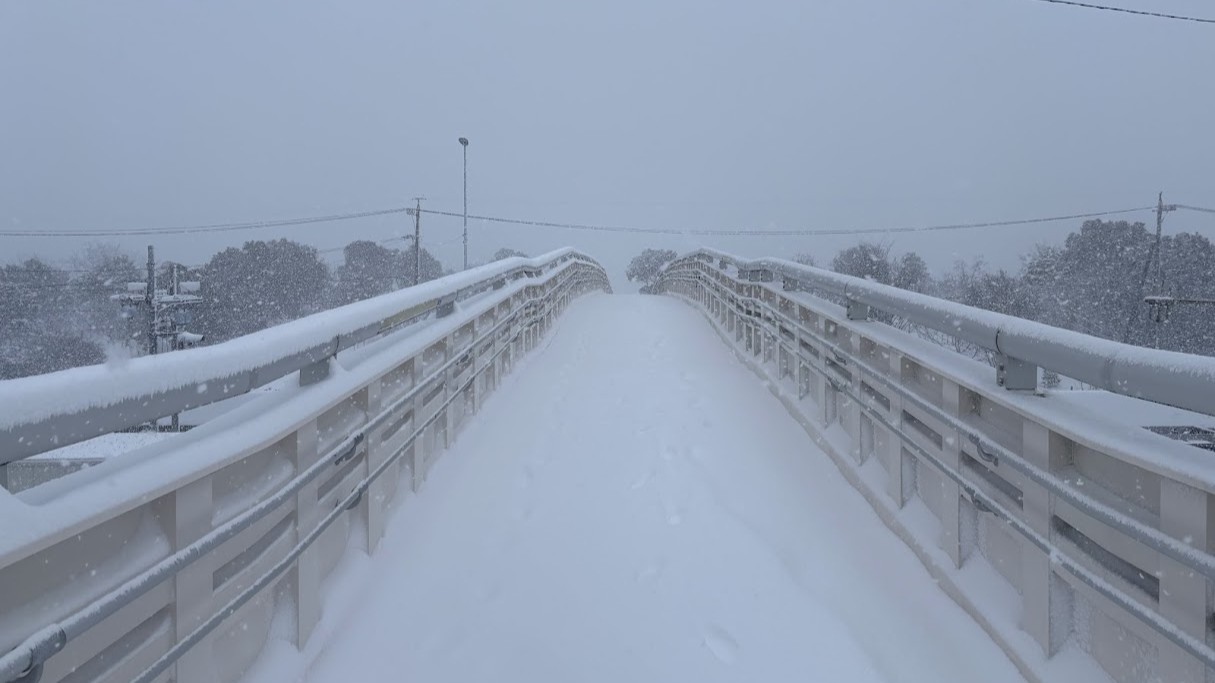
[248,294,1027,682]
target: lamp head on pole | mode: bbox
[458,137,469,147]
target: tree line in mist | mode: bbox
[3,219,1213,380]
[0,239,529,380]
[626,219,1215,370]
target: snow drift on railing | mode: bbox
[664,248,1215,417]
[0,249,597,433]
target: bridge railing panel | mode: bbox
[657,253,1215,683]
[0,250,601,467]
[0,252,610,683]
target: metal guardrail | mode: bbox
[0,250,610,683]
[685,248,1215,418]
[0,249,604,464]
[656,253,1215,682]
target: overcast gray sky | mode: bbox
[2,0,1212,282]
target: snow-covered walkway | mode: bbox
[262,294,1026,682]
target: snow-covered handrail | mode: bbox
[680,248,1215,418]
[0,249,606,464]
[656,255,1215,679]
[0,250,609,683]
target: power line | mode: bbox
[3,201,1182,241]
[1030,0,1215,24]
[1177,204,1215,215]
[419,206,1155,237]
[0,207,411,238]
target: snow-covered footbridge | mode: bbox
[4,249,1215,683]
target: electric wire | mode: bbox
[3,202,1207,293]
[1030,0,1215,24]
[0,207,410,238]
[418,206,1155,236]
[2,203,1187,242]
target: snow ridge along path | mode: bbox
[262,294,1026,682]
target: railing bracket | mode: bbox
[299,358,333,387]
[996,353,1037,391]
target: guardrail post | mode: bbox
[884,351,911,508]
[491,309,505,392]
[474,318,489,417]
[546,284,556,331]
[939,381,964,568]
[1158,480,1211,683]
[441,336,454,449]
[1020,421,1069,657]
[172,476,216,683]
[292,420,322,647]
[819,374,836,429]
[763,313,772,367]
[529,306,539,350]
[508,301,519,372]
[411,361,426,492]
[506,297,518,370]
[363,379,388,553]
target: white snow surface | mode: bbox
[251,294,1026,683]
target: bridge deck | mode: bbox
[251,294,1026,682]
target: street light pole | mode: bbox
[412,197,424,286]
[459,137,469,269]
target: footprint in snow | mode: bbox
[477,580,504,603]
[629,470,653,491]
[634,560,665,582]
[703,625,740,664]
[515,466,533,490]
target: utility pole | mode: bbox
[1137,192,1176,347]
[459,137,469,270]
[1152,191,1176,295]
[411,197,424,286]
[113,250,204,430]
[145,245,157,356]
[1124,192,1177,346]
